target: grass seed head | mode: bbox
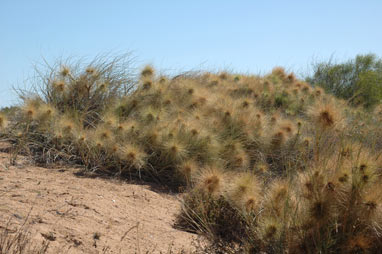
[54,130,64,140]
[37,103,56,120]
[337,170,350,184]
[52,80,66,92]
[287,73,296,83]
[271,67,287,81]
[301,83,311,94]
[159,76,167,84]
[227,173,260,209]
[142,79,153,90]
[309,100,342,129]
[347,235,372,253]
[253,161,269,174]
[219,72,229,80]
[141,65,155,78]
[93,138,105,149]
[310,199,330,221]
[195,166,225,195]
[278,120,296,136]
[241,100,250,108]
[314,87,324,97]
[257,217,282,242]
[85,66,97,75]
[102,113,118,127]
[231,150,250,169]
[145,130,159,145]
[118,144,147,169]
[270,130,286,148]
[177,160,199,185]
[95,125,113,141]
[162,138,188,162]
[59,118,76,136]
[60,66,71,77]
[22,100,40,120]
[244,196,258,212]
[74,129,88,143]
[97,82,109,91]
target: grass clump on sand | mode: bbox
[3,56,382,253]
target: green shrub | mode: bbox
[307,53,382,109]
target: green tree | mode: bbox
[307,54,382,108]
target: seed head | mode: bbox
[102,113,118,127]
[22,100,39,120]
[54,130,64,140]
[265,225,277,239]
[287,73,296,83]
[245,196,257,212]
[258,218,281,242]
[308,101,342,129]
[196,167,224,195]
[270,130,286,147]
[37,104,56,120]
[254,162,269,174]
[210,79,219,86]
[159,76,167,83]
[76,132,87,143]
[53,80,66,92]
[241,100,250,108]
[278,120,296,136]
[141,65,155,77]
[178,160,198,184]
[218,72,228,80]
[162,139,187,162]
[301,84,311,94]
[118,144,146,169]
[59,118,75,136]
[347,236,371,253]
[310,200,330,221]
[98,128,112,140]
[228,173,260,209]
[60,66,70,77]
[271,67,287,80]
[204,175,219,193]
[142,79,152,90]
[314,87,324,96]
[85,66,97,75]
[338,173,349,183]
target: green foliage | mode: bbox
[356,70,382,108]
[307,53,382,108]
[0,106,18,116]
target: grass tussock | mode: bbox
[2,55,382,253]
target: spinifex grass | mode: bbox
[3,56,382,253]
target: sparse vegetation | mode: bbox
[2,55,382,253]
[0,218,49,254]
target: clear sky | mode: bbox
[1,0,381,107]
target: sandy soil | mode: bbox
[0,144,199,253]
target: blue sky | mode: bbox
[1,0,381,107]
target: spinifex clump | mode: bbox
[3,55,382,253]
